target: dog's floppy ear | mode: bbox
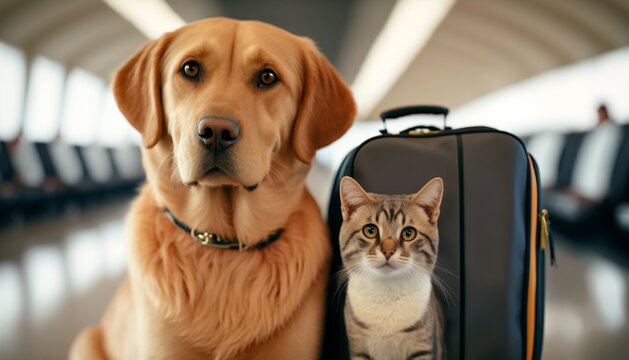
[293,39,356,163]
[112,35,171,148]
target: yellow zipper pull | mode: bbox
[538,209,557,266]
[538,209,550,251]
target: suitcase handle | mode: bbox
[379,105,449,134]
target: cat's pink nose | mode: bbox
[382,249,394,261]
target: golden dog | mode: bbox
[69,17,355,359]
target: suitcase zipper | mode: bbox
[407,130,441,135]
[538,209,557,267]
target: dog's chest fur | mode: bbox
[126,187,330,359]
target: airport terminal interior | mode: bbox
[1,0,628,359]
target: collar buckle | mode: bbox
[164,208,281,250]
[197,232,216,245]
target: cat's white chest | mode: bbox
[347,271,432,335]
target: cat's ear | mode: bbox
[340,177,370,220]
[413,177,444,224]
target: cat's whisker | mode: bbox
[328,268,347,286]
[425,267,458,307]
[329,270,350,309]
[434,263,459,279]
[330,262,369,309]
[408,263,456,307]
[329,270,352,308]
[431,276,456,307]
[429,276,456,307]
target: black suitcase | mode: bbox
[322,106,554,360]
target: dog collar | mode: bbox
[163,208,282,250]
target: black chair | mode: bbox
[72,144,142,204]
[610,124,629,243]
[545,124,629,240]
[527,131,567,191]
[107,145,144,194]
[71,145,113,206]
[1,139,54,225]
[615,204,629,238]
[0,141,19,224]
[554,131,587,191]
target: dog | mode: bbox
[69,17,356,359]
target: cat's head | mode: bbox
[339,177,443,277]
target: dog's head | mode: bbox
[113,18,355,190]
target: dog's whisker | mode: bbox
[158,149,176,172]
[269,167,288,187]
[271,159,296,176]
[169,164,180,186]
[158,149,180,187]
[267,165,292,198]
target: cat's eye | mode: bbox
[362,224,378,239]
[401,227,417,241]
[181,61,200,80]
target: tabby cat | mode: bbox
[338,176,445,360]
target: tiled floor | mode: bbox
[0,201,128,360]
[0,197,627,359]
[542,236,629,360]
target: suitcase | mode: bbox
[322,106,555,360]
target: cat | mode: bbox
[338,176,445,360]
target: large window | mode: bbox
[596,48,629,120]
[22,56,65,142]
[0,42,26,141]
[60,68,105,145]
[98,89,137,146]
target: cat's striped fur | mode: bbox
[338,177,445,360]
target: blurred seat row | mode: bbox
[0,137,144,226]
[526,121,629,243]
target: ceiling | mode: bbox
[375,0,629,119]
[1,0,628,120]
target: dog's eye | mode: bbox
[181,61,200,80]
[257,69,278,87]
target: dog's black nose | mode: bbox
[197,117,240,150]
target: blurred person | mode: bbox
[546,102,623,229]
[597,104,612,126]
[543,102,623,229]
[567,103,621,202]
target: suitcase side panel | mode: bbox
[460,133,529,360]
[323,149,357,360]
[530,155,546,360]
